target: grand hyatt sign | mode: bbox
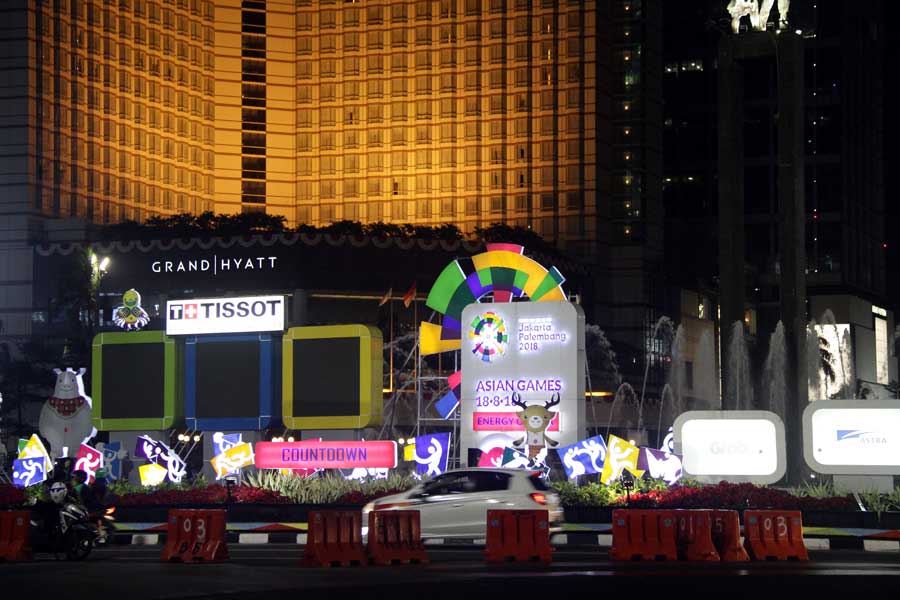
[151,255,279,275]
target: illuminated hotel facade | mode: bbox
[2,0,662,371]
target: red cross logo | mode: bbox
[184,304,198,319]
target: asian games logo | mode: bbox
[468,311,508,363]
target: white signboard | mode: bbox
[460,302,585,466]
[673,411,786,484]
[166,295,286,336]
[802,400,900,475]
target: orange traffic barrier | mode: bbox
[484,509,552,564]
[303,510,367,567]
[367,510,429,565]
[743,510,808,561]
[0,511,32,562]
[708,509,749,561]
[609,509,678,561]
[674,510,720,561]
[161,509,229,563]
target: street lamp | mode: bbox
[621,469,636,505]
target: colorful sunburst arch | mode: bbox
[420,243,567,356]
[421,243,567,418]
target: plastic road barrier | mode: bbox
[484,509,552,564]
[674,510,720,561]
[609,509,678,561]
[367,510,429,565]
[743,510,808,561]
[0,511,32,562]
[161,509,229,562]
[708,509,749,561]
[303,510,367,567]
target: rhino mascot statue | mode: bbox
[38,368,96,458]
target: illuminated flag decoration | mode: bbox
[478,446,505,468]
[434,370,462,419]
[134,434,186,484]
[637,447,683,485]
[345,468,389,481]
[412,432,451,476]
[556,435,608,479]
[211,442,255,480]
[18,434,53,473]
[74,443,104,483]
[213,432,243,457]
[139,463,168,487]
[501,446,551,478]
[13,458,47,488]
[600,435,642,485]
[96,441,125,480]
[661,427,675,454]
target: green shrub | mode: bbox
[243,471,417,504]
[789,480,835,499]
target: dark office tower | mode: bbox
[663,1,894,412]
[596,0,665,380]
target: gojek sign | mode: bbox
[802,399,900,475]
[673,411,786,484]
[460,301,586,466]
[166,294,286,335]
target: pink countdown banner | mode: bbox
[256,440,397,469]
[472,412,560,432]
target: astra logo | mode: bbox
[169,299,281,321]
[836,430,887,444]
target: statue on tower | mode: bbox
[727,0,790,34]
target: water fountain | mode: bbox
[763,321,787,422]
[806,319,823,401]
[819,309,854,399]
[605,381,637,440]
[637,316,675,432]
[725,321,753,410]
[655,383,679,448]
[694,328,718,410]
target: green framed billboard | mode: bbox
[282,324,382,430]
[91,330,181,431]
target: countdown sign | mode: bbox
[460,301,586,466]
[256,440,397,470]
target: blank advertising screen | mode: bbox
[196,341,261,419]
[292,337,360,417]
[101,343,165,419]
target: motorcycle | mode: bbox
[29,482,116,560]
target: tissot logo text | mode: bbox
[166,295,285,335]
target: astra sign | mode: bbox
[256,440,397,470]
[166,295,286,335]
[673,411,786,484]
[460,302,585,466]
[803,400,900,475]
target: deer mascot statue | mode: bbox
[512,392,561,459]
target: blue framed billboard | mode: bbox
[184,333,279,430]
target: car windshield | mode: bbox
[419,471,511,495]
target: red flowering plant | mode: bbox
[620,481,857,511]
[0,484,26,508]
[111,484,289,506]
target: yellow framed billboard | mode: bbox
[282,325,382,429]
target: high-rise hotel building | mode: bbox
[2,0,663,362]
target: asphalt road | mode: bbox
[2,546,900,599]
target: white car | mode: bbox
[362,468,563,540]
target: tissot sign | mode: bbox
[803,400,900,475]
[460,302,586,466]
[673,411,786,484]
[166,295,286,335]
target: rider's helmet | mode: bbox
[49,481,69,504]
